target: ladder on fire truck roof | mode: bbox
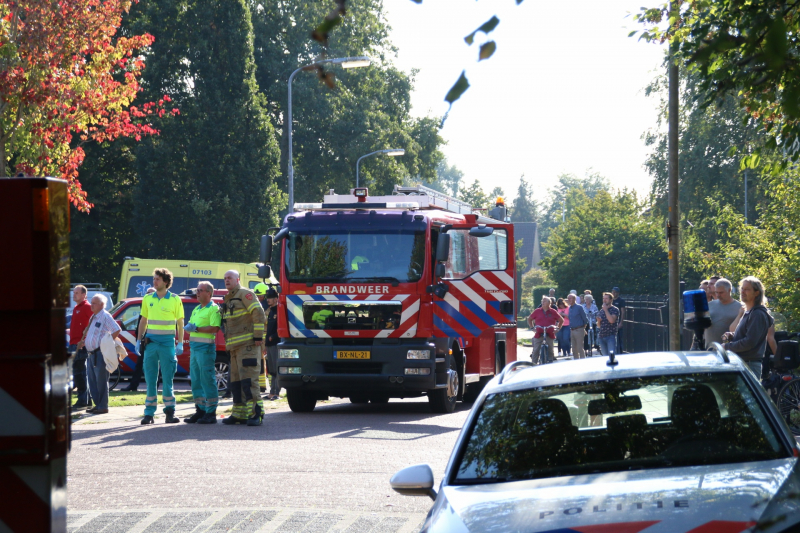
[391,184,474,215]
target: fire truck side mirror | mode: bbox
[435,233,451,263]
[469,225,494,238]
[260,235,273,264]
[258,264,272,280]
[435,263,446,279]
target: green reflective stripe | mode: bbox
[189,335,215,343]
[148,319,177,326]
[147,329,174,335]
[228,311,248,318]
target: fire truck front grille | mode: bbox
[323,362,383,374]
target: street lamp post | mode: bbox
[287,56,371,211]
[356,149,405,188]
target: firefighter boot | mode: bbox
[183,408,204,424]
[197,410,217,424]
[247,403,263,426]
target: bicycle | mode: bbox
[585,324,597,356]
[762,332,800,434]
[532,325,556,365]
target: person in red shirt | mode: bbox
[527,295,563,365]
[69,285,93,409]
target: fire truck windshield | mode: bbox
[285,230,426,283]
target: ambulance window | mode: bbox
[118,304,141,331]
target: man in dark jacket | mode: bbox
[722,276,773,379]
[264,288,280,400]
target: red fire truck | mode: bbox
[259,185,517,413]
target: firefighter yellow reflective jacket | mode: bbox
[222,285,266,349]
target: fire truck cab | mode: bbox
[264,185,517,413]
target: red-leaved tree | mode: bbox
[0,0,176,211]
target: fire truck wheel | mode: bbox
[287,389,317,412]
[349,395,369,404]
[429,354,458,414]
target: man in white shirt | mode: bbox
[76,295,121,414]
[704,278,743,348]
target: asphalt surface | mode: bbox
[67,393,472,533]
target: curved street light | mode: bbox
[356,149,405,188]
[287,56,371,211]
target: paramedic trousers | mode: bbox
[229,344,263,419]
[86,349,109,410]
[190,341,219,414]
[143,338,177,417]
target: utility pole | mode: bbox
[667,1,681,351]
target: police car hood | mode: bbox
[429,458,800,533]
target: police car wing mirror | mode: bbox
[260,235,273,264]
[469,225,494,238]
[435,233,451,263]
[390,464,437,501]
[257,264,272,281]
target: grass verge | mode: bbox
[107,390,194,408]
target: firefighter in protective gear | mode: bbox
[253,282,269,392]
[183,281,221,424]
[221,270,266,426]
[137,268,184,424]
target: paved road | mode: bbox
[67,396,472,532]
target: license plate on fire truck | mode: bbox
[334,351,371,360]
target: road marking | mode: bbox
[67,508,426,533]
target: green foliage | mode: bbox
[247,0,444,200]
[696,160,800,328]
[642,65,768,248]
[430,157,464,197]
[458,179,491,210]
[538,172,611,244]
[511,175,537,223]
[634,0,800,167]
[540,190,668,297]
[532,285,556,307]
[522,268,553,292]
[129,0,283,263]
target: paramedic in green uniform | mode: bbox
[136,268,184,424]
[183,281,221,424]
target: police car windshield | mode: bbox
[453,372,789,484]
[285,230,425,283]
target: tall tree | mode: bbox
[511,175,537,223]
[0,0,173,210]
[129,0,283,262]
[458,179,491,211]
[540,190,680,296]
[247,0,444,200]
[432,157,464,197]
[538,171,610,243]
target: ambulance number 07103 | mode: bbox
[192,269,212,275]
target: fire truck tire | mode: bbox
[429,354,458,414]
[287,389,317,412]
[349,395,369,404]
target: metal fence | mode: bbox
[619,293,694,353]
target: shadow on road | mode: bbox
[71,399,470,449]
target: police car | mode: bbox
[390,346,800,532]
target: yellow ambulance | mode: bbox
[118,257,277,300]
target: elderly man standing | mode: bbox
[183,281,221,424]
[567,293,589,359]
[76,294,121,414]
[703,278,743,348]
[136,268,184,425]
[221,270,266,426]
[722,276,773,378]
